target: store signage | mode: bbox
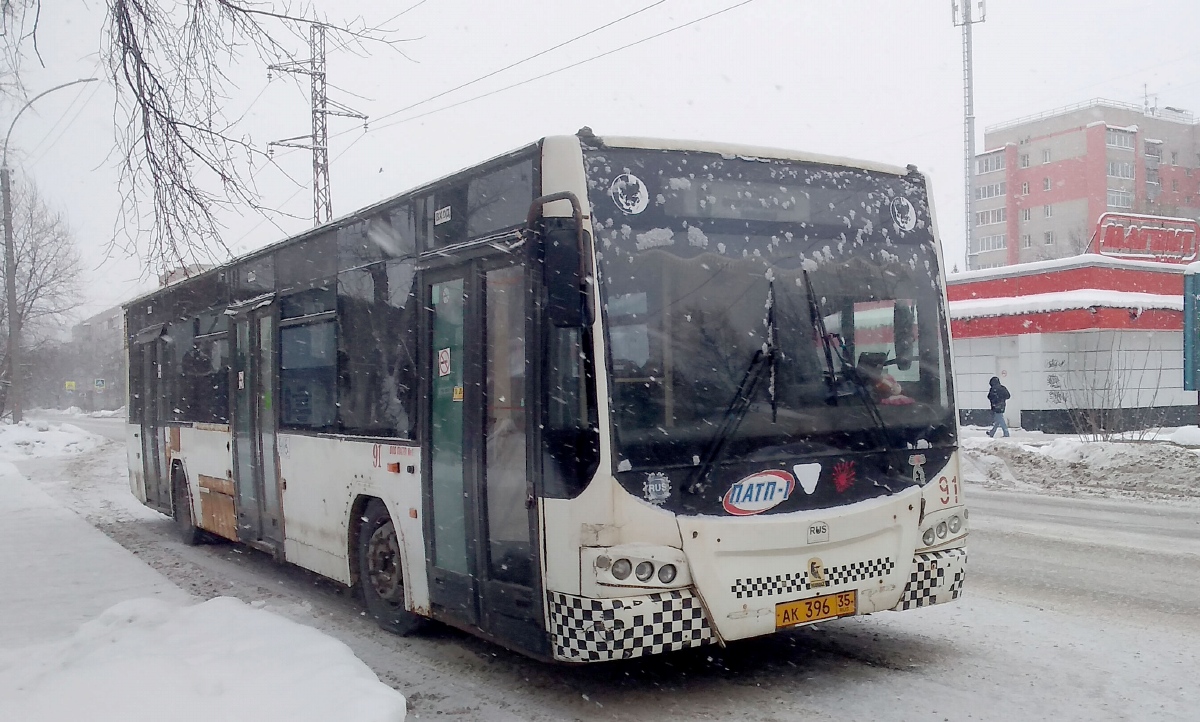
[1095,212,1199,263]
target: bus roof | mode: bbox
[125,132,915,310]
[586,133,913,177]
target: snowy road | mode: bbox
[19,416,1200,720]
[968,489,1200,634]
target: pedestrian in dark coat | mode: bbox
[986,376,1010,438]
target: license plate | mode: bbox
[775,590,857,629]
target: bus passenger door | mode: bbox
[478,263,542,651]
[137,335,170,512]
[425,270,477,626]
[424,260,543,653]
[231,306,284,552]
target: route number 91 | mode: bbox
[938,475,960,505]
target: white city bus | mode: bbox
[125,129,967,663]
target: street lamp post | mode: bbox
[2,78,98,422]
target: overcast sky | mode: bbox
[13,0,1200,319]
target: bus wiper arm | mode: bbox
[803,270,839,402]
[803,270,890,450]
[766,276,778,422]
[686,347,773,494]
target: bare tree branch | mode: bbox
[102,0,412,277]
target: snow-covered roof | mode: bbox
[948,253,1186,283]
[596,135,911,177]
[950,290,1182,319]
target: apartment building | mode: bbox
[968,99,1200,270]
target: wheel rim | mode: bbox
[366,520,404,604]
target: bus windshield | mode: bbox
[585,147,956,473]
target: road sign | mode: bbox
[94,379,105,391]
[64,381,76,391]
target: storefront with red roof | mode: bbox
[948,253,1193,432]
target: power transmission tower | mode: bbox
[269,24,367,225]
[953,1,986,270]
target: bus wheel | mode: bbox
[172,468,203,546]
[358,499,424,636]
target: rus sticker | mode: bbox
[722,470,795,516]
[643,472,670,506]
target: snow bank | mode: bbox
[0,597,407,722]
[960,431,1200,500]
[1167,425,1200,445]
[0,420,104,461]
[89,406,127,418]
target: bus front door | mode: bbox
[425,261,545,655]
[231,307,283,552]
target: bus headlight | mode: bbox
[922,528,936,547]
[635,561,655,581]
[936,521,948,539]
[658,564,677,584]
[587,546,690,592]
[948,515,962,534]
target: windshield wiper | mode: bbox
[686,347,774,494]
[802,270,890,450]
[803,270,839,403]
[686,279,780,494]
[766,275,779,422]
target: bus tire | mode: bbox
[172,468,204,546]
[358,499,424,636]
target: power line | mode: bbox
[363,0,757,135]
[233,0,757,247]
[24,59,105,161]
[369,0,670,126]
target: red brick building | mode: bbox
[969,99,1200,270]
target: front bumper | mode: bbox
[547,589,714,662]
[893,547,967,610]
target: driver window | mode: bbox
[850,300,920,383]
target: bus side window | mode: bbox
[280,320,337,430]
[542,326,600,499]
[336,259,418,438]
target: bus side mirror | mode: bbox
[894,300,915,371]
[526,192,593,328]
[543,218,592,328]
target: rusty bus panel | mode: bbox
[198,474,238,540]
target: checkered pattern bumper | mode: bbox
[547,589,714,663]
[894,548,967,610]
[730,557,895,600]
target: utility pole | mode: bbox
[953,1,986,271]
[2,78,98,423]
[269,24,368,226]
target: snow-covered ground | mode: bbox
[41,405,127,419]
[5,415,1199,720]
[0,597,407,722]
[0,421,406,722]
[960,424,1200,501]
[0,418,104,461]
